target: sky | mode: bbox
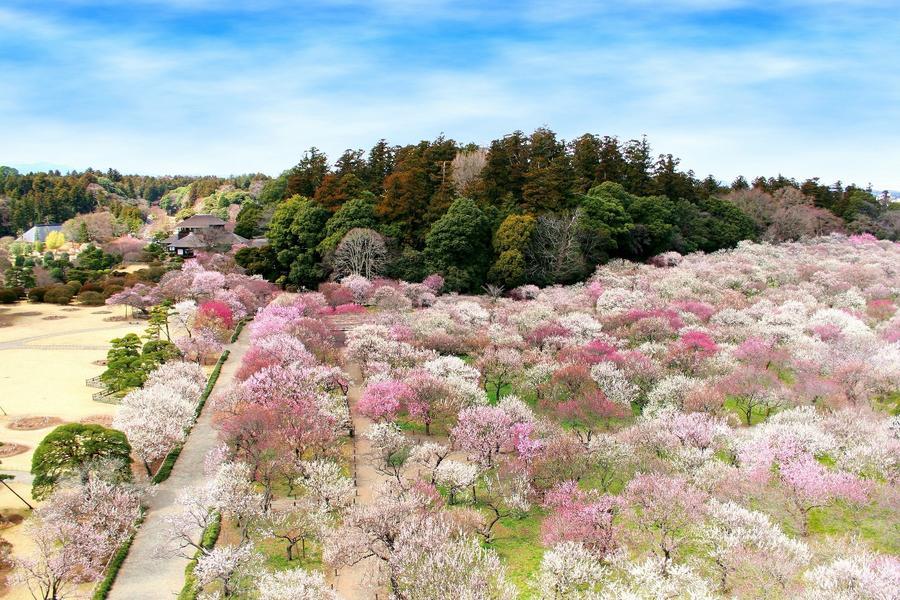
[0,1,898,189]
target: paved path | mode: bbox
[107,330,251,600]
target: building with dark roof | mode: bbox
[163,214,246,256]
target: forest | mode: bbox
[2,129,897,292]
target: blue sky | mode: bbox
[0,1,897,189]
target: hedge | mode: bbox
[91,509,146,600]
[177,512,222,600]
[151,349,230,485]
[229,319,247,343]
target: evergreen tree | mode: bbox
[424,197,491,292]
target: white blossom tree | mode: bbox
[333,228,387,279]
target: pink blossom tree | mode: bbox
[175,326,224,364]
[477,347,523,402]
[255,568,339,599]
[197,299,235,330]
[358,379,415,422]
[451,405,515,467]
[15,475,142,599]
[624,473,707,563]
[113,377,201,475]
[778,456,869,536]
[323,486,437,594]
[541,481,620,557]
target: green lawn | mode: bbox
[484,509,545,598]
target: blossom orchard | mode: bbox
[342,236,900,598]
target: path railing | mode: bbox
[92,389,120,404]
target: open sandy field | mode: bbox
[0,301,147,598]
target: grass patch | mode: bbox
[723,397,771,426]
[177,513,222,600]
[807,501,900,554]
[395,415,452,437]
[486,509,545,598]
[487,382,513,405]
[873,390,900,416]
[91,508,146,600]
[256,535,324,572]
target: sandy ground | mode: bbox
[0,302,153,600]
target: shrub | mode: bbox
[197,300,234,330]
[44,284,75,305]
[0,288,18,304]
[28,287,48,302]
[77,290,106,305]
[319,282,355,307]
[102,284,124,298]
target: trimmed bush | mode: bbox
[77,290,106,306]
[0,288,18,304]
[44,284,75,305]
[28,287,48,302]
[102,284,124,298]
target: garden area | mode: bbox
[139,233,899,599]
[0,253,277,600]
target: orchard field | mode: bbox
[6,234,899,599]
[181,233,897,599]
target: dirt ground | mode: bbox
[0,301,147,599]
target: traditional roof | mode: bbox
[167,232,206,248]
[176,214,227,228]
[248,237,268,248]
[19,224,62,243]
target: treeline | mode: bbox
[0,167,268,236]
[233,128,897,291]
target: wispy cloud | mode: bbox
[0,1,897,188]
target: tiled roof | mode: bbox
[176,214,227,228]
[167,232,205,248]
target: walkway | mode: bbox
[325,310,386,599]
[107,329,251,600]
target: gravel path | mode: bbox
[107,330,251,600]
[331,361,385,600]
